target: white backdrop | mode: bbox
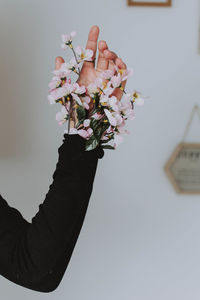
[0,0,200,299]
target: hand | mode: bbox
[54,25,128,128]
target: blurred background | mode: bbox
[0,0,200,299]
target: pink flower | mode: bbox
[113,133,123,149]
[113,122,130,148]
[49,76,61,91]
[133,91,145,106]
[62,31,76,43]
[53,63,71,78]
[87,82,100,97]
[108,96,119,112]
[71,93,82,106]
[48,88,64,104]
[64,58,80,74]
[100,95,109,107]
[72,82,86,94]
[111,73,122,88]
[61,31,76,49]
[75,46,93,62]
[121,67,134,81]
[56,106,68,125]
[114,64,134,81]
[83,119,91,127]
[100,125,114,140]
[119,94,135,120]
[78,128,93,140]
[81,96,91,110]
[102,81,115,96]
[48,83,74,104]
[66,128,78,135]
[92,112,103,120]
[104,109,123,127]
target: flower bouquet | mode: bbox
[48,31,145,151]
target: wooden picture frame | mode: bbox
[128,0,172,7]
[164,143,200,195]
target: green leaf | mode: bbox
[101,144,115,150]
[85,135,99,151]
[90,118,99,130]
[100,137,113,144]
[95,127,103,140]
[77,105,86,122]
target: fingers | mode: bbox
[96,40,110,72]
[104,49,118,61]
[111,57,127,101]
[82,25,99,69]
[55,56,65,70]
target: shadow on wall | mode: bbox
[0,1,41,159]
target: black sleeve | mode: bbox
[0,133,104,293]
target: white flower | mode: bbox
[113,133,123,149]
[92,112,103,120]
[49,76,61,90]
[87,82,100,97]
[77,128,93,140]
[65,128,78,135]
[104,108,123,127]
[62,83,74,95]
[100,95,109,106]
[121,67,134,81]
[113,122,130,149]
[108,96,119,112]
[48,83,74,104]
[53,62,71,78]
[114,64,134,81]
[111,73,122,88]
[100,95,120,115]
[61,31,76,49]
[56,106,68,125]
[83,119,91,127]
[72,82,86,94]
[75,46,93,62]
[118,94,135,120]
[132,91,145,106]
[102,80,114,96]
[81,96,91,110]
[71,93,82,106]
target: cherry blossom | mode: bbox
[104,108,123,127]
[132,91,145,106]
[49,76,61,91]
[92,112,103,120]
[77,128,93,140]
[56,106,68,125]
[111,73,122,88]
[53,62,71,78]
[83,119,91,128]
[75,46,93,62]
[48,30,145,151]
[61,31,77,49]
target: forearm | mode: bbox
[0,134,104,292]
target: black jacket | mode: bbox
[0,133,104,293]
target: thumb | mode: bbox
[55,56,65,70]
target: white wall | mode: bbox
[0,0,200,299]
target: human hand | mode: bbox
[54,25,128,128]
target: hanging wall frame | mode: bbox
[164,105,200,194]
[128,0,172,7]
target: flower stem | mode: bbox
[71,45,81,74]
